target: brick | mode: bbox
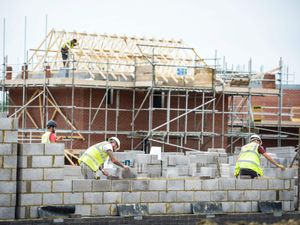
[202,179,218,190]
[0,181,16,193]
[52,180,72,192]
[103,192,122,203]
[19,194,42,206]
[244,191,260,201]
[31,181,51,193]
[32,156,52,168]
[84,192,103,204]
[222,202,235,213]
[167,179,184,190]
[252,179,268,189]
[53,156,64,167]
[131,180,148,191]
[0,207,15,219]
[148,203,166,214]
[92,180,111,191]
[92,204,110,216]
[0,194,11,206]
[0,169,11,180]
[149,179,166,190]
[44,143,64,155]
[63,193,83,204]
[44,168,64,180]
[3,131,18,143]
[235,202,252,212]
[194,191,211,201]
[227,191,243,201]
[73,179,92,192]
[75,205,91,216]
[260,190,276,201]
[211,191,227,201]
[218,178,235,190]
[176,191,193,202]
[19,144,44,155]
[159,191,176,202]
[236,179,252,190]
[112,180,130,192]
[0,144,12,155]
[166,203,191,214]
[122,192,140,203]
[141,191,158,202]
[0,118,18,130]
[43,193,63,205]
[268,179,284,189]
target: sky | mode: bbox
[0,0,300,83]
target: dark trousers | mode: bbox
[239,168,260,179]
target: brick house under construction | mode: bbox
[2,29,300,153]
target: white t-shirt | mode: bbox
[102,143,113,152]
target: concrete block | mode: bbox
[84,192,103,204]
[92,204,110,216]
[19,144,44,155]
[53,156,64,167]
[222,202,235,213]
[73,179,92,192]
[166,203,191,214]
[44,143,64,155]
[32,156,52,168]
[122,192,140,203]
[268,179,284,189]
[15,206,25,219]
[17,156,27,168]
[149,203,166,214]
[43,193,63,205]
[167,179,184,191]
[0,144,12,155]
[31,181,51,193]
[260,190,276,201]
[0,118,18,130]
[140,191,158,203]
[284,180,291,189]
[0,169,11,180]
[252,202,258,212]
[0,131,2,143]
[63,193,83,204]
[0,181,16,193]
[112,180,130,192]
[0,194,11,206]
[227,191,243,201]
[258,201,282,213]
[202,179,218,190]
[103,192,122,203]
[236,179,252,190]
[75,205,91,216]
[243,191,260,201]
[235,202,252,212]
[135,154,150,164]
[159,191,176,202]
[131,180,148,191]
[194,191,211,201]
[19,194,42,206]
[279,190,293,201]
[210,191,227,201]
[283,201,292,211]
[149,179,166,190]
[44,168,64,180]
[185,179,202,190]
[3,131,18,143]
[30,206,39,219]
[0,207,15,219]
[52,180,72,192]
[218,178,235,190]
[192,202,222,214]
[116,204,148,217]
[252,179,268,189]
[176,191,193,202]
[92,180,111,191]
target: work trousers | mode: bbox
[80,162,97,179]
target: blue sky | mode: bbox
[1,0,300,83]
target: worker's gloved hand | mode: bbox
[277,164,285,170]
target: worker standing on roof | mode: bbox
[234,134,285,179]
[41,120,63,143]
[78,137,129,179]
[61,38,78,67]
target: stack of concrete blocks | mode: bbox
[162,153,190,178]
[134,153,161,178]
[0,117,18,219]
[265,146,297,167]
[16,143,65,219]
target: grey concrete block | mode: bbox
[0,194,11,206]
[92,204,110,216]
[148,203,166,214]
[17,156,27,168]
[244,191,260,201]
[0,131,2,143]
[236,179,252,190]
[176,191,193,202]
[52,180,72,192]
[0,144,12,155]
[140,191,158,203]
[3,131,18,143]
[166,203,191,214]
[44,168,64,180]
[63,193,83,204]
[43,193,63,205]
[210,191,227,201]
[218,178,235,190]
[159,191,176,202]
[112,180,130,192]
[252,202,258,212]
[279,190,293,201]
[268,179,284,189]
[19,194,42,206]
[0,118,18,130]
[194,191,211,201]
[0,207,15,219]
[31,181,51,193]
[75,205,91,216]
[260,190,276,201]
[202,179,218,190]
[192,202,222,215]
[0,169,12,180]
[30,206,39,219]
[19,144,44,155]
[92,180,111,191]
[15,206,25,219]
[258,201,282,213]
[167,179,184,190]
[117,204,148,217]
[235,202,252,212]
[0,181,16,193]
[149,179,166,190]
[53,156,64,168]
[84,192,103,204]
[44,143,64,155]
[73,179,92,192]
[103,192,122,203]
[32,156,52,168]
[252,179,268,189]
[227,191,243,201]
[222,202,235,213]
[284,180,291,189]
[131,180,148,191]
[122,192,140,203]
[184,179,202,191]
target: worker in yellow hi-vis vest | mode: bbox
[234,134,285,179]
[61,38,78,67]
[78,137,129,179]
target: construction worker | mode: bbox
[234,134,285,179]
[78,137,129,179]
[61,38,78,67]
[41,120,63,143]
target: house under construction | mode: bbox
[1,29,300,154]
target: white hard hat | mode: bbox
[250,134,262,143]
[108,137,120,151]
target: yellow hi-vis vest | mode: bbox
[78,142,110,172]
[234,142,263,177]
[41,132,51,144]
[61,41,75,51]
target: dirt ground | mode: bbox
[197,219,300,225]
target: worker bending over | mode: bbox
[61,38,78,67]
[41,120,63,143]
[234,134,285,179]
[78,137,129,179]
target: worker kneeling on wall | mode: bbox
[78,137,129,179]
[234,134,285,179]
